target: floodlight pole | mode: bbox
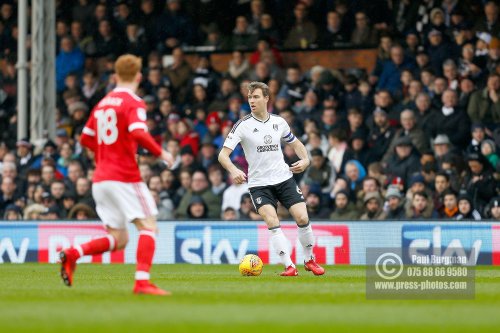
[30,0,56,144]
[16,0,28,141]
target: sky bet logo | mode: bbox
[174,225,258,264]
[402,225,493,265]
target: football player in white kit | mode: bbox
[219,81,325,276]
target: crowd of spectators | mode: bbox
[2,0,500,221]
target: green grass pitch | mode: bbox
[1,264,500,333]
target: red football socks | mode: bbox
[135,229,156,281]
[73,234,116,258]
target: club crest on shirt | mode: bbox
[264,135,272,144]
[273,124,278,131]
[256,197,262,204]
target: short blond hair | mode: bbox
[114,54,142,82]
[247,81,270,97]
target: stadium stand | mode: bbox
[1,0,500,221]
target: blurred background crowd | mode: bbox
[2,0,500,221]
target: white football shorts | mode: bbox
[92,181,158,229]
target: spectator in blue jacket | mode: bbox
[55,36,84,92]
[376,45,415,96]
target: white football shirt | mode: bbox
[223,113,297,187]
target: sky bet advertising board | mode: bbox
[1,221,499,265]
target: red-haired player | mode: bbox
[59,54,174,296]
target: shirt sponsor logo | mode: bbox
[256,144,279,152]
[264,135,272,144]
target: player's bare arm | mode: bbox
[218,146,247,184]
[288,139,310,174]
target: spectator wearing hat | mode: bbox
[385,185,406,220]
[467,73,500,128]
[40,205,61,220]
[179,145,202,173]
[425,8,447,37]
[187,195,208,219]
[22,202,45,220]
[431,134,456,171]
[487,196,500,219]
[427,28,452,76]
[360,192,387,220]
[315,70,341,104]
[385,135,421,187]
[428,89,471,148]
[406,191,438,219]
[474,1,500,37]
[343,160,366,196]
[383,109,430,162]
[68,203,97,220]
[300,148,336,194]
[404,173,432,210]
[305,186,331,220]
[3,203,22,220]
[456,193,482,220]
[343,129,372,169]
[176,170,221,219]
[67,100,89,129]
[355,176,382,211]
[330,189,359,220]
[462,152,497,213]
[204,111,222,139]
[481,139,499,169]
[367,95,396,160]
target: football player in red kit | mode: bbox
[59,54,174,296]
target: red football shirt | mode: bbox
[81,87,157,183]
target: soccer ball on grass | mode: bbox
[239,254,263,276]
